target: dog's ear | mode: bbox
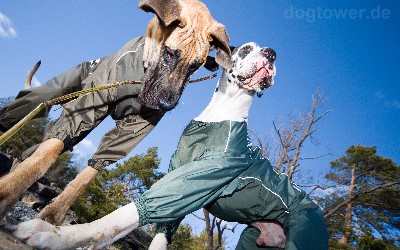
[139,0,182,27]
[204,56,219,72]
[209,23,233,70]
[204,45,237,71]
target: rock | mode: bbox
[0,227,152,250]
[0,174,153,249]
[28,182,60,202]
[0,201,38,234]
[0,151,12,176]
[114,228,153,250]
[37,176,51,186]
[0,228,33,250]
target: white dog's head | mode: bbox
[228,42,276,97]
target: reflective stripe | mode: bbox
[116,42,145,63]
[291,181,302,192]
[224,120,232,152]
[238,176,289,211]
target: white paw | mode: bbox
[149,233,168,250]
[13,219,63,249]
[25,231,63,249]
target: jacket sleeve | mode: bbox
[90,110,163,170]
[0,59,102,131]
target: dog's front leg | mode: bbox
[38,167,99,225]
[14,202,140,249]
[149,233,168,250]
[0,138,64,218]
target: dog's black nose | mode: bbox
[262,48,276,63]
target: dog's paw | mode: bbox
[24,231,64,249]
[251,221,286,248]
[149,233,168,250]
[13,219,61,248]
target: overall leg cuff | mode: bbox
[133,197,149,226]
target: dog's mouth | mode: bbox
[239,65,274,87]
[238,62,276,92]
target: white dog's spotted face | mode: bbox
[228,42,276,96]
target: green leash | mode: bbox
[0,80,141,146]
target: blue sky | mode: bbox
[1,0,399,248]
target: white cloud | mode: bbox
[374,90,385,100]
[0,12,17,39]
[312,185,348,198]
[73,147,88,160]
[73,139,96,166]
[389,99,400,110]
[374,90,400,110]
[80,138,95,149]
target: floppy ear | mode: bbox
[204,56,219,72]
[139,0,182,27]
[209,23,233,70]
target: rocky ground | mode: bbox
[0,176,152,250]
[0,226,33,250]
[0,202,35,250]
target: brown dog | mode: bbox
[0,0,232,223]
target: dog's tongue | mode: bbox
[244,66,270,85]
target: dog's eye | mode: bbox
[166,51,173,60]
[163,47,181,61]
[238,45,253,59]
[164,49,173,61]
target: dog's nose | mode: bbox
[261,48,276,63]
[159,98,176,111]
[159,89,180,111]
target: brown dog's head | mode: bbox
[138,0,232,111]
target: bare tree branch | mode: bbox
[324,181,400,219]
[191,212,206,221]
[298,152,332,161]
[298,184,336,195]
[287,89,323,179]
[214,219,223,250]
[248,128,268,158]
[203,209,214,250]
[259,88,331,180]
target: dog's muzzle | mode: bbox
[257,48,276,90]
[139,46,186,111]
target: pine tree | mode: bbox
[166,223,226,250]
[168,224,195,250]
[0,96,79,186]
[323,145,400,247]
[72,147,164,223]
